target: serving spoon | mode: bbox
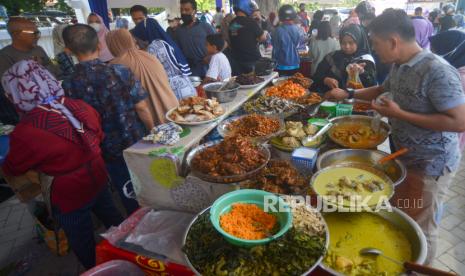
[360,248,457,276]
[373,148,409,172]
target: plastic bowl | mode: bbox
[210,189,292,247]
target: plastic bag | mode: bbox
[81,260,145,276]
[124,210,195,265]
[100,207,151,245]
[346,63,364,89]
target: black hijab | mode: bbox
[339,24,371,58]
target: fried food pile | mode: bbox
[295,93,323,105]
[288,73,313,89]
[192,136,267,176]
[266,80,307,100]
[228,114,281,138]
[242,160,307,195]
[169,96,224,122]
[236,74,265,85]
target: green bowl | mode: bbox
[210,189,293,247]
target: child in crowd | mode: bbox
[204,34,232,82]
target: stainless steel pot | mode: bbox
[317,149,407,186]
[203,82,239,103]
[320,207,427,275]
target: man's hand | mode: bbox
[371,97,402,118]
[325,88,348,101]
[324,77,339,89]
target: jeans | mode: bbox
[53,186,124,269]
[106,157,139,215]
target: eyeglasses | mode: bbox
[21,30,41,37]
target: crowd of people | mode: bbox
[0,0,464,270]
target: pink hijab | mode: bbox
[88,13,114,62]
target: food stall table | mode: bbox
[123,73,279,212]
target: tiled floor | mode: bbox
[1,160,465,275]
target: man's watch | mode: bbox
[346,88,355,99]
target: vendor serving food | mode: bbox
[325,9,465,265]
[311,24,377,94]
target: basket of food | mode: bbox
[186,136,270,184]
[182,193,329,275]
[217,114,285,142]
[328,115,390,149]
[243,96,301,118]
[240,160,310,195]
[272,73,313,89]
[166,97,225,126]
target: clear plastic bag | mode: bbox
[124,210,195,265]
[81,260,145,276]
[346,63,364,89]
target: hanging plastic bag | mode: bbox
[346,63,364,89]
[124,210,195,265]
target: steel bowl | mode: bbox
[310,163,395,208]
[320,207,427,275]
[186,140,271,184]
[328,115,391,149]
[183,204,330,276]
[317,149,407,186]
[217,114,286,143]
[203,82,239,103]
[189,76,202,88]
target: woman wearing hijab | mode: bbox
[106,29,179,125]
[132,18,196,100]
[430,30,465,150]
[311,24,376,94]
[87,13,114,62]
[1,60,123,270]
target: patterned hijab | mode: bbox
[2,60,100,152]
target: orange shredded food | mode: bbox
[219,203,278,240]
[265,80,306,100]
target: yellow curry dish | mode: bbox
[329,123,388,149]
[312,167,394,207]
[324,212,412,276]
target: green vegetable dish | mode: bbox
[183,210,326,276]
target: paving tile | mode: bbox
[445,204,465,219]
[437,238,454,256]
[446,200,465,213]
[0,240,14,263]
[451,226,465,241]
[445,190,459,200]
[449,185,465,197]
[459,220,465,231]
[0,225,34,244]
[0,206,11,222]
[438,253,465,275]
[451,241,465,262]
[432,259,453,271]
[439,228,462,245]
[441,215,463,231]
